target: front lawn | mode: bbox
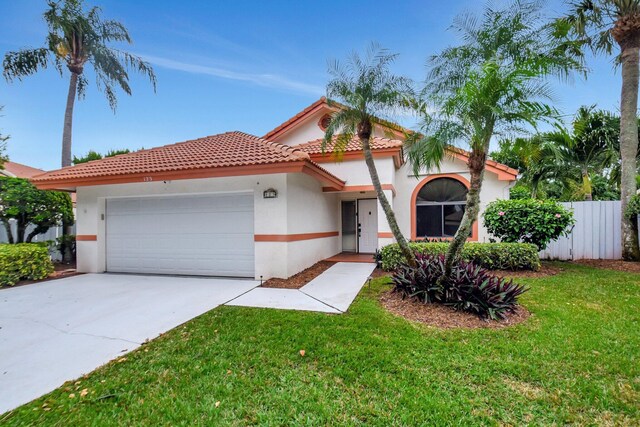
[3,264,639,425]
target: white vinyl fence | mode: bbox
[539,201,622,261]
[0,220,72,261]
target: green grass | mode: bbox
[3,264,639,426]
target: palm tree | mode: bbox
[323,44,416,266]
[407,0,584,279]
[494,107,623,200]
[3,0,156,167]
[558,0,640,259]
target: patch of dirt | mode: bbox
[1,262,80,290]
[573,259,640,273]
[370,267,390,279]
[487,262,564,278]
[261,261,336,289]
[380,289,530,329]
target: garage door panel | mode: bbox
[106,194,255,277]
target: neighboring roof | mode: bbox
[31,131,345,190]
[0,161,45,178]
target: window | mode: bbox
[415,178,467,238]
[318,114,332,131]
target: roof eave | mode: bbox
[32,161,345,191]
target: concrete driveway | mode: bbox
[0,274,258,414]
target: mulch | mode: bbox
[261,261,336,289]
[573,259,640,273]
[380,289,530,329]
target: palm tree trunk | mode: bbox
[619,44,640,261]
[358,123,415,267]
[61,72,78,168]
[442,142,489,279]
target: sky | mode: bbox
[0,0,620,171]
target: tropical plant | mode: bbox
[73,148,130,164]
[484,199,575,250]
[323,43,416,266]
[558,0,640,259]
[492,106,623,200]
[545,107,618,200]
[406,0,583,279]
[2,0,156,168]
[0,177,74,243]
[392,253,528,320]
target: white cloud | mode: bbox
[140,54,324,96]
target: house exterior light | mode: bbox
[263,188,278,199]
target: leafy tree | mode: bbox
[3,0,156,168]
[558,0,640,259]
[0,177,74,243]
[493,106,621,200]
[546,107,618,200]
[323,44,416,266]
[407,0,583,278]
[73,147,130,164]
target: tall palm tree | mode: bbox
[558,0,640,259]
[323,44,416,266]
[407,0,584,279]
[3,0,156,167]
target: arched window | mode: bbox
[415,177,467,238]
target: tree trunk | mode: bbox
[441,141,489,280]
[358,121,415,267]
[2,221,14,244]
[16,220,26,244]
[61,72,79,168]
[619,44,640,260]
[582,169,592,201]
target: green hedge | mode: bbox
[0,243,54,286]
[380,242,541,271]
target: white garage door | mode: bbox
[106,193,254,277]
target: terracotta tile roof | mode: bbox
[265,98,517,179]
[447,146,519,178]
[263,97,331,141]
[31,131,342,186]
[295,135,403,154]
[1,161,45,178]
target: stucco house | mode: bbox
[31,98,517,279]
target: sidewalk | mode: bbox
[225,262,376,313]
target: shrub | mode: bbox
[509,185,532,200]
[0,243,54,286]
[483,199,574,250]
[392,254,528,320]
[624,194,640,219]
[380,242,540,271]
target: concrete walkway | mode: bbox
[226,262,376,313]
